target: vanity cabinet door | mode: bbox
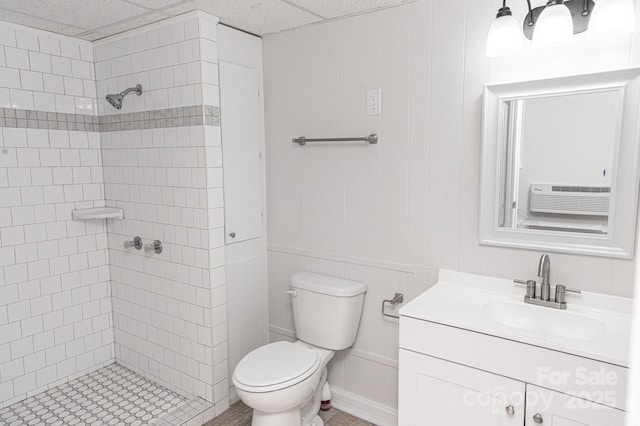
[525,385,625,426]
[399,349,526,426]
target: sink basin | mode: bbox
[482,301,607,341]
[400,270,632,366]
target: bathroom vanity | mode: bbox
[398,270,631,425]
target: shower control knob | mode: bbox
[145,240,163,254]
[124,236,143,250]
[229,232,236,238]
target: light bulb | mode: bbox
[532,2,574,48]
[486,7,524,57]
[589,0,636,39]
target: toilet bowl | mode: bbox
[233,341,334,426]
[232,272,367,426]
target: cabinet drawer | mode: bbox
[400,317,628,410]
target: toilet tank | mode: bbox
[290,272,367,350]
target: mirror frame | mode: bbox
[480,68,640,259]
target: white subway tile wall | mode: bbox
[95,14,227,407]
[94,14,219,116]
[0,11,228,412]
[0,27,96,115]
[0,22,111,410]
[0,65,112,411]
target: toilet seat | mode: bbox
[234,341,320,393]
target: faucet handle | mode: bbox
[124,236,143,250]
[555,284,581,294]
[514,279,537,299]
[144,240,163,254]
[554,284,581,304]
[555,285,566,303]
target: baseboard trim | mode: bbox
[330,387,398,426]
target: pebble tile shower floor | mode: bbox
[0,363,211,425]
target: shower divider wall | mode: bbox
[0,10,231,419]
[94,10,229,412]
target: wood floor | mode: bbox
[205,400,376,426]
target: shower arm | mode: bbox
[120,84,142,97]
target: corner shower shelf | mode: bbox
[72,207,124,221]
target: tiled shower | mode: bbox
[0,11,232,425]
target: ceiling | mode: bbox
[0,0,413,41]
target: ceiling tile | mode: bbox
[163,0,322,35]
[285,0,410,19]
[74,31,110,42]
[92,12,170,39]
[0,0,149,31]
[0,0,420,40]
[0,8,87,36]
[123,0,191,10]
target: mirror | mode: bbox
[480,68,640,258]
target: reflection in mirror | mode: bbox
[499,90,622,235]
[480,69,640,258]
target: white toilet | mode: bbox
[232,272,367,426]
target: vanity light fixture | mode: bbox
[485,0,636,57]
[486,1,524,57]
[532,0,574,48]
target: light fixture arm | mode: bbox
[526,0,534,26]
[522,0,595,40]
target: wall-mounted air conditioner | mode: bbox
[529,184,610,216]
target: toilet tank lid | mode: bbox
[291,272,367,297]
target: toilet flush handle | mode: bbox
[286,290,298,297]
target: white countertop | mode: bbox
[400,270,633,367]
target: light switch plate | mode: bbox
[367,88,382,116]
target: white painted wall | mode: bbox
[262,0,640,418]
[216,25,268,399]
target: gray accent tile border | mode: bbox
[0,105,220,132]
[0,108,100,131]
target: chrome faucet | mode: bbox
[513,254,582,310]
[538,254,551,301]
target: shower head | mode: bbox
[106,93,123,109]
[105,84,143,110]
